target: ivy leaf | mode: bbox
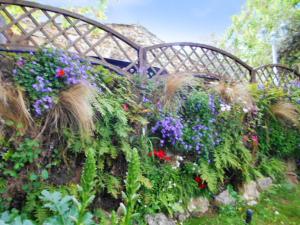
[41,170,49,180]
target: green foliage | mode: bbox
[0,138,41,177]
[139,160,200,218]
[40,190,95,225]
[258,117,300,157]
[222,0,300,67]
[91,75,132,159]
[23,188,51,224]
[77,148,97,224]
[258,157,286,180]
[185,183,300,225]
[121,148,141,225]
[197,159,218,193]
[68,0,108,19]
[1,43,299,225]
[10,138,41,171]
[0,210,35,225]
[251,84,300,158]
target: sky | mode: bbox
[37,0,246,44]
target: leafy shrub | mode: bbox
[258,118,300,157]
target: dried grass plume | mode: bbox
[41,82,96,138]
[271,101,300,127]
[0,81,32,132]
[161,73,197,109]
[210,81,255,110]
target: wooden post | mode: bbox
[0,15,7,44]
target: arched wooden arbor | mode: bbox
[0,0,299,88]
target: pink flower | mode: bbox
[122,103,129,111]
[252,135,259,145]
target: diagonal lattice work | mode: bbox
[0,0,140,75]
[254,64,300,89]
[139,43,254,82]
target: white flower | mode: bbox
[275,211,279,215]
[220,103,231,112]
[177,156,183,161]
[243,108,249,113]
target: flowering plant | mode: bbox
[13,48,94,116]
[148,149,171,161]
[152,116,184,147]
[180,91,220,159]
[194,175,207,189]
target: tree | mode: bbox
[221,0,300,69]
[69,0,109,20]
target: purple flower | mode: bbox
[258,84,265,90]
[33,96,54,116]
[16,58,25,67]
[209,94,217,115]
[152,116,184,146]
[290,80,300,89]
[32,76,52,92]
[142,96,151,103]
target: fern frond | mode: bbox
[199,159,218,193]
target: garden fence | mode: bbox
[0,0,299,88]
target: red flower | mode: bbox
[56,68,65,78]
[194,176,207,189]
[194,176,202,183]
[199,183,207,189]
[148,149,171,161]
[164,156,171,161]
[156,150,167,159]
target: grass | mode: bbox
[185,183,300,225]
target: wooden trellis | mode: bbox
[139,42,254,82]
[254,64,300,89]
[0,0,299,88]
[0,0,140,75]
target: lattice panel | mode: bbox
[255,65,300,89]
[142,44,252,82]
[0,1,139,75]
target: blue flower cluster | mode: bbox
[56,50,93,86]
[33,96,54,116]
[152,116,184,146]
[151,91,223,161]
[14,48,95,116]
[32,76,52,93]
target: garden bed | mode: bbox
[0,48,299,224]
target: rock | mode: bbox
[240,181,260,201]
[214,190,236,205]
[256,177,273,191]
[286,172,299,184]
[286,158,297,172]
[247,200,258,206]
[175,211,190,222]
[145,213,176,225]
[187,197,209,217]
